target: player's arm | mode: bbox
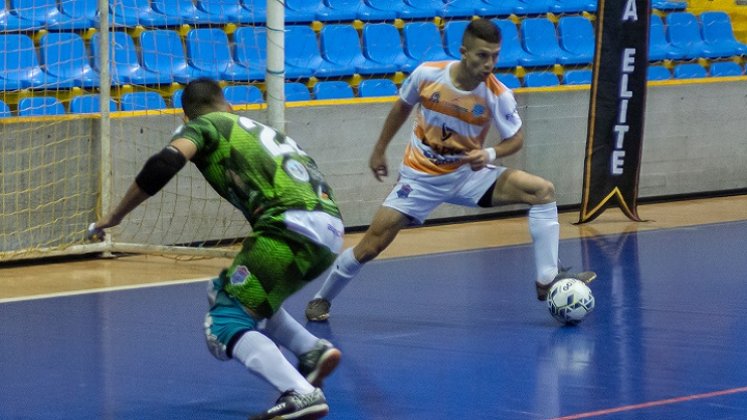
[370,98,414,181]
[90,138,196,235]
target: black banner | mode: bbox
[578,0,650,224]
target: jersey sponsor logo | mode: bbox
[505,107,519,121]
[440,123,454,141]
[284,159,310,182]
[396,183,413,198]
[230,265,250,285]
[429,91,441,104]
[473,104,485,117]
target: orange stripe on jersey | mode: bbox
[421,98,490,126]
[485,74,508,97]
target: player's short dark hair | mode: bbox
[463,18,501,46]
[181,78,225,120]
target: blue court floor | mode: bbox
[1,220,746,419]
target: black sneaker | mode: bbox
[298,339,341,387]
[305,298,331,322]
[249,388,328,420]
[536,269,597,301]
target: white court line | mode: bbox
[0,277,213,304]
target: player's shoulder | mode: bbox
[484,74,511,97]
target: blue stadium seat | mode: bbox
[285,25,351,79]
[709,61,743,77]
[551,0,597,13]
[108,0,181,27]
[0,34,47,90]
[652,0,686,11]
[647,65,671,81]
[316,0,360,22]
[151,0,219,25]
[140,29,215,83]
[513,0,555,15]
[403,22,451,64]
[18,97,66,116]
[395,0,441,19]
[39,32,99,88]
[194,0,257,24]
[0,100,10,118]
[444,20,470,60]
[492,19,533,69]
[233,26,268,81]
[313,81,354,99]
[495,73,521,89]
[649,14,687,61]
[563,69,592,85]
[520,18,587,66]
[58,0,98,29]
[284,0,321,23]
[321,24,399,76]
[70,95,118,114]
[666,12,724,59]
[186,28,251,82]
[358,78,398,97]
[120,92,168,111]
[357,0,398,20]
[91,32,170,86]
[480,0,521,16]
[285,82,312,101]
[700,12,747,57]
[557,16,595,65]
[239,0,268,24]
[9,0,92,30]
[673,63,708,79]
[362,23,419,73]
[172,89,183,108]
[402,0,475,18]
[523,71,559,87]
[223,85,264,104]
[2,2,45,31]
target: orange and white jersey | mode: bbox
[399,61,522,175]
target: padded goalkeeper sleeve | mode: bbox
[135,145,187,196]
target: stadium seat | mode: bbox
[700,12,747,57]
[186,28,251,82]
[557,16,595,65]
[479,0,520,16]
[58,0,98,29]
[313,81,355,99]
[285,82,312,101]
[140,29,215,83]
[0,100,11,118]
[357,0,398,21]
[39,32,99,88]
[223,85,264,104]
[239,0,268,24]
[709,62,743,77]
[108,0,181,27]
[647,65,671,81]
[395,0,442,19]
[320,24,399,76]
[194,0,257,24]
[551,0,597,14]
[1,2,46,31]
[666,12,722,60]
[9,0,92,30]
[172,89,183,108]
[284,0,321,23]
[402,0,475,18]
[673,63,708,79]
[520,18,587,66]
[69,95,118,114]
[649,14,687,61]
[513,0,555,15]
[495,73,521,89]
[18,97,66,116]
[444,20,470,60]
[151,0,219,25]
[120,92,168,111]
[316,0,360,22]
[492,19,533,69]
[563,69,592,85]
[652,0,686,11]
[403,22,451,64]
[358,78,398,97]
[285,25,352,79]
[91,32,170,86]
[523,71,559,87]
[362,23,419,73]
[0,34,47,90]
[233,26,268,81]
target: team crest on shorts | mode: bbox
[396,183,413,198]
[230,265,250,285]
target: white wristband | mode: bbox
[484,147,497,162]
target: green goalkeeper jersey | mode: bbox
[172,112,341,231]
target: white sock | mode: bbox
[529,202,559,285]
[314,248,362,301]
[232,331,314,394]
[263,308,318,356]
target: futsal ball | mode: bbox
[547,278,595,325]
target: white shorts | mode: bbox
[382,164,508,224]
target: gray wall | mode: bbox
[2,81,746,255]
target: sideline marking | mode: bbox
[551,386,747,419]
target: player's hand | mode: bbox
[86,222,105,242]
[461,149,491,171]
[369,151,388,182]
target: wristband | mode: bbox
[484,147,497,162]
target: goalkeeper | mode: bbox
[90,78,342,420]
